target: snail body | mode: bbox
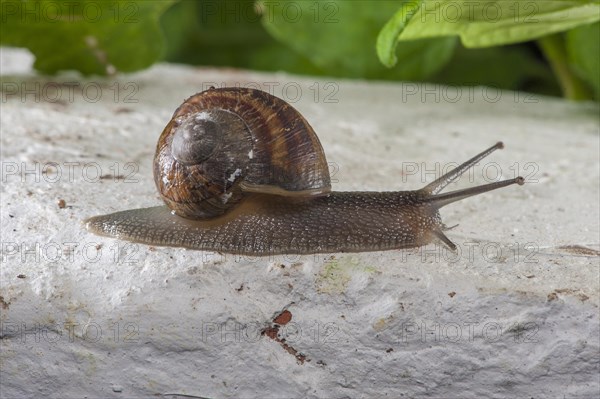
[85,87,524,255]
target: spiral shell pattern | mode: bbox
[154,87,331,219]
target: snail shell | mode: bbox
[155,88,330,218]
[85,88,524,255]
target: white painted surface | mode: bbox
[1,47,599,398]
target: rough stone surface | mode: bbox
[1,48,599,398]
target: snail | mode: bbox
[85,87,524,256]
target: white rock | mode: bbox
[1,48,598,398]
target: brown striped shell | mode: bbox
[154,87,331,219]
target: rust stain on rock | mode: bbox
[262,309,307,364]
[273,310,292,325]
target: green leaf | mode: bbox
[538,33,592,100]
[0,0,176,75]
[378,0,600,66]
[161,0,322,75]
[259,0,456,80]
[431,44,560,96]
[566,22,600,98]
[377,0,424,67]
